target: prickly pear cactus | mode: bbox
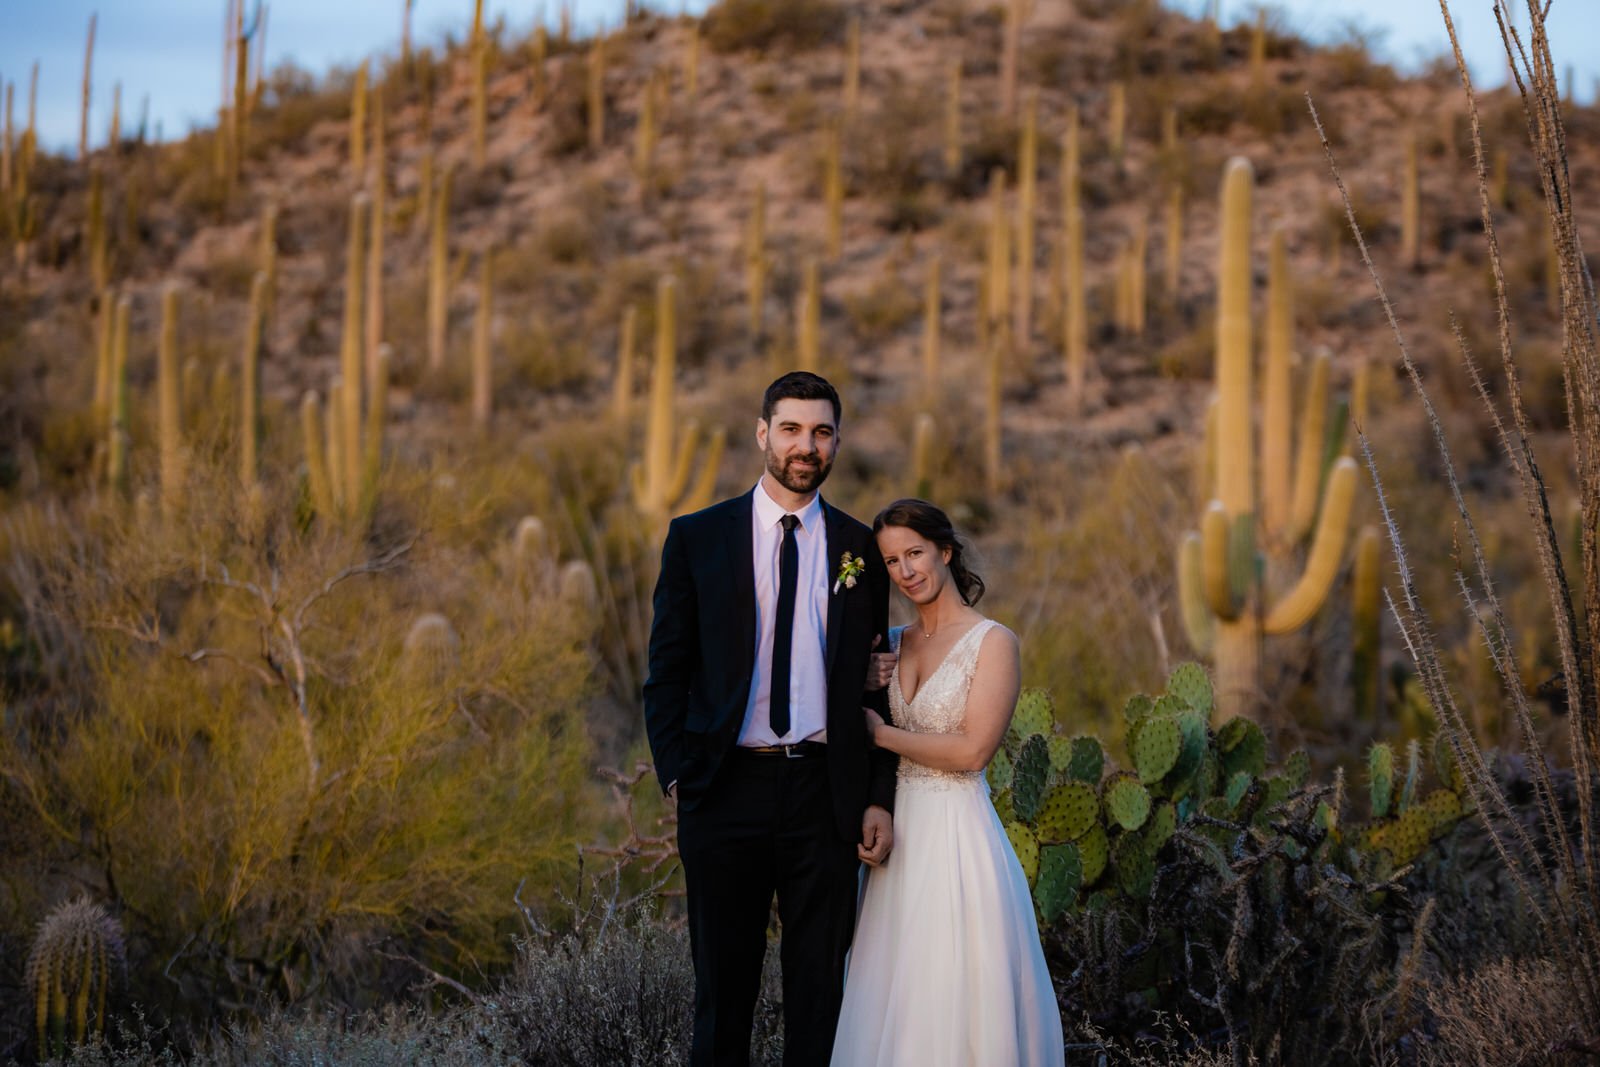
[1035,781,1098,844]
[1131,714,1181,783]
[1006,821,1040,885]
[1103,772,1152,831]
[1066,735,1105,783]
[1166,661,1213,718]
[1369,742,1394,819]
[987,744,1014,793]
[1009,688,1054,744]
[1035,843,1082,923]
[1012,733,1050,822]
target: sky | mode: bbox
[2,1,1597,155]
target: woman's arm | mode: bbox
[866,627,1021,773]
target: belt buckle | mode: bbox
[783,743,803,759]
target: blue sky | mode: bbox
[2,1,1595,154]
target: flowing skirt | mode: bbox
[831,774,1065,1066]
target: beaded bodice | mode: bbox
[888,619,1000,789]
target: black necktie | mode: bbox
[770,514,800,738]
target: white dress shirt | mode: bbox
[738,479,830,746]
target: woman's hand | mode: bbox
[864,633,897,691]
[862,707,886,744]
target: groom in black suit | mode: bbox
[644,371,897,1067]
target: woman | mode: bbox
[830,499,1064,1066]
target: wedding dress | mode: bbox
[831,619,1065,1066]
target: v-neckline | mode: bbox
[895,620,985,707]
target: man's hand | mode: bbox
[858,804,893,867]
[864,633,898,691]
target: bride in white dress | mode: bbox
[831,499,1064,1066]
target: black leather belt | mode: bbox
[736,741,828,759]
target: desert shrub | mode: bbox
[0,451,600,1027]
[1419,958,1578,1066]
[842,267,920,343]
[702,0,843,55]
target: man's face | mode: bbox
[756,398,839,495]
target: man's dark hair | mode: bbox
[762,371,841,426]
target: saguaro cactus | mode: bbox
[350,61,368,178]
[912,412,935,498]
[80,13,96,161]
[1107,81,1126,164]
[824,124,843,261]
[842,13,861,121]
[745,181,767,337]
[1402,130,1420,270]
[472,250,494,429]
[613,304,637,422]
[470,8,487,166]
[797,258,821,371]
[240,272,266,488]
[1062,109,1088,413]
[428,165,452,371]
[157,284,183,515]
[365,95,386,395]
[1015,90,1038,347]
[999,0,1022,120]
[1176,158,1359,718]
[106,294,131,494]
[943,58,962,177]
[340,195,367,507]
[922,252,941,407]
[301,391,335,519]
[587,37,606,151]
[632,275,725,527]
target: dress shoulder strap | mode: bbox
[953,618,1001,676]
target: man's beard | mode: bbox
[766,449,832,494]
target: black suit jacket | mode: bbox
[643,489,897,840]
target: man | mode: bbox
[644,371,897,1067]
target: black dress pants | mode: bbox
[677,750,861,1067]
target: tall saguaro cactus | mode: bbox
[1177,158,1360,718]
[427,166,452,371]
[157,284,183,515]
[632,275,725,528]
[1062,108,1088,413]
[80,13,96,161]
[745,182,767,337]
[1015,90,1038,347]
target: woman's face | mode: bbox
[875,524,952,607]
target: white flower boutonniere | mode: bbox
[833,551,867,594]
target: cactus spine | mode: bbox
[80,13,96,160]
[157,284,182,515]
[797,258,821,371]
[240,272,265,488]
[472,251,494,429]
[1015,90,1038,347]
[943,58,962,177]
[632,275,725,525]
[824,124,843,261]
[428,165,451,371]
[1178,159,1359,718]
[587,37,606,151]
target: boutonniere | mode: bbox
[833,551,866,594]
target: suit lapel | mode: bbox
[823,497,847,677]
[731,490,757,681]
